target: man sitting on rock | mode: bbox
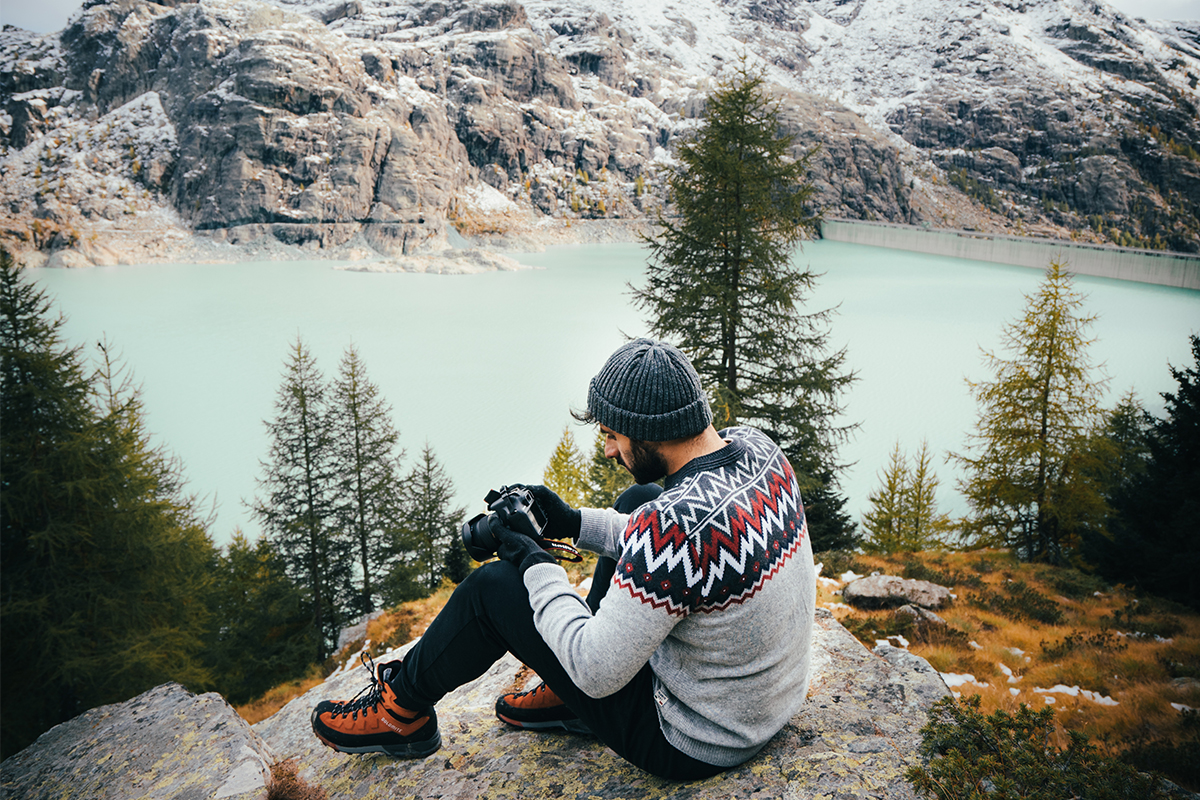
[311,339,817,780]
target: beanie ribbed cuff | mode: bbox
[588,389,712,443]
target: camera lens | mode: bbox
[461,513,502,562]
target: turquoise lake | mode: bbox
[30,241,1200,545]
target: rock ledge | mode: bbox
[1,611,950,799]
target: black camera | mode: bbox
[460,485,549,562]
[460,485,581,563]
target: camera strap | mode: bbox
[541,539,583,563]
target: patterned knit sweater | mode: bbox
[523,427,816,767]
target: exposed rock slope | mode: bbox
[2,0,1197,265]
[0,610,952,798]
[254,608,949,798]
[0,682,275,800]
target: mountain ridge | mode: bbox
[1,0,1197,266]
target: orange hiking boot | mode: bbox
[495,682,591,734]
[311,653,441,757]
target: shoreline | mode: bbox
[10,214,1198,291]
[7,217,655,273]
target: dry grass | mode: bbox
[448,208,522,237]
[236,665,330,726]
[266,759,326,800]
[817,548,1200,789]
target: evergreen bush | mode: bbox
[906,695,1169,800]
[968,581,1064,625]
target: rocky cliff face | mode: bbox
[0,610,952,799]
[1,0,1197,263]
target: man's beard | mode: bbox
[620,439,670,485]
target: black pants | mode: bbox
[391,488,724,781]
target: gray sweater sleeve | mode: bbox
[523,502,673,699]
[523,562,678,698]
[575,507,629,558]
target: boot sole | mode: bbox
[497,713,592,735]
[315,729,442,758]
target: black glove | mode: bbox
[519,484,583,542]
[494,523,555,574]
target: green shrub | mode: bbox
[1159,654,1200,680]
[970,556,999,574]
[969,581,1064,625]
[815,549,865,578]
[842,612,915,646]
[1121,711,1200,792]
[903,560,983,589]
[1040,630,1127,660]
[906,695,1169,800]
[1049,569,1109,599]
[1103,601,1185,639]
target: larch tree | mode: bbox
[862,442,911,553]
[251,337,349,662]
[631,61,858,551]
[399,442,466,590]
[542,424,588,507]
[862,440,949,553]
[906,440,952,550]
[1,252,215,758]
[952,261,1109,563]
[329,343,406,615]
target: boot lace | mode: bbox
[329,652,384,720]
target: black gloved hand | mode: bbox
[518,484,583,542]
[494,523,555,574]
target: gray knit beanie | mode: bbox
[587,338,713,442]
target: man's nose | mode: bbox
[604,440,618,459]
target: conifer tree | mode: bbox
[1092,389,1152,504]
[329,344,406,615]
[251,338,348,661]
[1089,337,1200,607]
[952,262,1109,563]
[632,62,857,549]
[399,443,466,589]
[1,252,215,757]
[864,440,951,553]
[542,424,588,507]
[585,427,632,509]
[205,531,314,704]
[862,442,911,553]
[442,536,473,585]
[907,440,952,550]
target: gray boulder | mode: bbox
[253,608,949,798]
[0,682,275,800]
[843,574,953,610]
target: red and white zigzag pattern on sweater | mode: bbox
[614,431,806,616]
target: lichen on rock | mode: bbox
[0,611,950,799]
[252,608,949,799]
[0,682,275,800]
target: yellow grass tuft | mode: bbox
[236,664,328,726]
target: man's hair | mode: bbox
[570,407,597,426]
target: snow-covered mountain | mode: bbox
[2,0,1197,264]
